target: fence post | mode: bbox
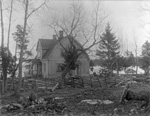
[45,77,47,90]
[0,80,4,94]
[1,72,4,93]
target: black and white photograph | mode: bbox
[1,0,150,115]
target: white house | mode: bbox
[31,31,90,78]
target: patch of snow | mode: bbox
[126,66,144,74]
[81,99,100,105]
[90,66,102,75]
[114,66,145,74]
[90,66,145,75]
[102,100,113,104]
[81,99,113,105]
[127,81,137,84]
[54,97,64,100]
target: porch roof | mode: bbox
[32,59,41,64]
[27,59,42,64]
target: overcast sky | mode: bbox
[1,0,150,58]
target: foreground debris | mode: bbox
[0,92,67,115]
[1,86,150,116]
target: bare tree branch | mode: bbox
[26,0,47,19]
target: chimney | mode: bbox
[59,31,63,38]
[53,35,57,40]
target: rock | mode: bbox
[122,90,150,108]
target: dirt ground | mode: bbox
[1,84,150,116]
[1,75,150,116]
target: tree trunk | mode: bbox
[120,83,129,103]
[0,0,7,93]
[59,66,70,88]
[90,75,93,88]
[7,0,13,49]
[3,64,7,92]
[117,70,119,75]
[10,66,18,90]
[116,62,119,75]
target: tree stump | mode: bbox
[120,83,129,103]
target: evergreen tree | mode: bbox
[12,25,32,60]
[140,41,150,75]
[142,40,150,56]
[122,50,135,69]
[97,23,120,73]
[0,47,14,91]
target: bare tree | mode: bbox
[17,0,47,94]
[0,0,5,93]
[133,30,138,76]
[49,1,108,87]
[7,0,14,49]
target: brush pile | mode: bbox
[0,92,67,115]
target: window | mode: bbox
[57,63,65,72]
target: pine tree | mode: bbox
[97,23,120,73]
[140,40,150,75]
[12,25,32,60]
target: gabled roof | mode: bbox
[36,39,57,50]
[26,59,41,64]
[43,40,58,59]
[43,37,90,60]
[37,36,90,60]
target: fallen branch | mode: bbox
[51,82,59,92]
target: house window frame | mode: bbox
[57,63,65,72]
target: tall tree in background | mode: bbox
[133,30,138,76]
[17,0,28,95]
[17,0,46,94]
[0,0,15,92]
[112,56,124,75]
[140,41,150,75]
[0,0,7,92]
[12,25,32,59]
[0,47,14,78]
[13,24,32,93]
[97,23,120,75]
[7,0,14,49]
[122,50,135,70]
[12,25,32,66]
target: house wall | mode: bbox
[37,42,42,60]
[32,63,42,75]
[46,38,89,78]
[42,60,49,78]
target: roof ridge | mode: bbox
[39,38,52,40]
